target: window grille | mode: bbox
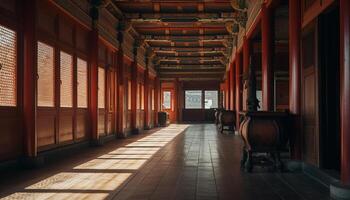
[0,25,16,107]
[37,41,54,107]
[128,80,131,110]
[77,58,87,108]
[98,67,105,108]
[60,51,73,108]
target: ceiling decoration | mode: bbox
[104,0,248,80]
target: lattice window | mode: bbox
[77,58,87,108]
[0,25,16,107]
[128,80,131,110]
[141,84,144,110]
[98,67,105,109]
[37,41,55,107]
[151,89,155,111]
[60,51,73,108]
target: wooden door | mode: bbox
[106,68,116,135]
[162,90,175,122]
[301,23,319,165]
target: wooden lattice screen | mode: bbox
[98,67,105,109]
[60,51,73,107]
[37,41,54,107]
[0,25,16,107]
[77,58,88,108]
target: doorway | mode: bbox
[318,6,341,172]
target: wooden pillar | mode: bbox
[289,0,302,160]
[89,4,99,143]
[154,77,160,126]
[261,3,274,111]
[226,71,230,109]
[235,51,242,130]
[144,60,150,129]
[243,36,250,111]
[131,40,141,133]
[230,62,235,111]
[23,0,37,158]
[174,78,179,123]
[116,22,126,137]
[340,0,350,185]
[243,36,250,75]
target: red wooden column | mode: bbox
[225,71,230,109]
[144,63,150,129]
[340,0,350,185]
[289,0,302,160]
[243,36,250,76]
[23,0,37,159]
[131,40,141,134]
[89,4,99,143]
[230,62,235,111]
[173,78,179,123]
[116,23,126,137]
[243,36,250,110]
[261,3,274,111]
[235,51,242,130]
[154,77,160,126]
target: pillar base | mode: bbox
[90,138,104,146]
[20,156,44,169]
[117,132,127,139]
[331,182,350,200]
[131,128,139,134]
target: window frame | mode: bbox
[184,90,203,109]
[162,90,172,110]
[204,90,219,109]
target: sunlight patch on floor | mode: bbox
[2,124,189,200]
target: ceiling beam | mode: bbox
[151,47,226,51]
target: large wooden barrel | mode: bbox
[239,111,290,172]
[214,108,224,124]
[220,110,236,125]
[158,111,169,127]
[218,110,236,133]
[239,111,289,151]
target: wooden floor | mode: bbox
[0,124,331,200]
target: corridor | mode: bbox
[0,124,330,200]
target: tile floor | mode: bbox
[0,124,332,200]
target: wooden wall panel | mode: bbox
[59,18,74,45]
[37,112,56,148]
[0,0,15,13]
[37,3,56,37]
[76,27,89,54]
[98,111,105,136]
[59,111,74,143]
[0,111,22,161]
[76,110,88,139]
